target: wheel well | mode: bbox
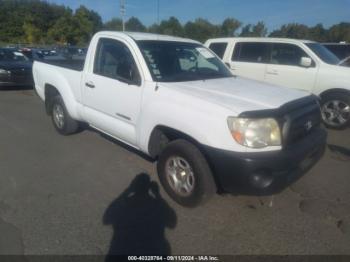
[148,126,221,192]
[319,88,350,100]
[44,84,60,115]
[148,126,200,159]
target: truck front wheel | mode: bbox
[157,139,216,207]
[51,96,79,135]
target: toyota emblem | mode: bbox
[305,121,313,131]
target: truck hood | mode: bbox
[160,76,310,114]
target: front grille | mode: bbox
[281,99,321,147]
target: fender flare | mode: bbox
[43,76,81,120]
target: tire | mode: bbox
[51,95,79,135]
[321,92,350,129]
[157,139,216,207]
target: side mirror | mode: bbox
[300,57,313,68]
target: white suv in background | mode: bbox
[205,38,350,129]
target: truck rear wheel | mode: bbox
[51,96,79,135]
[321,92,350,129]
[157,139,216,207]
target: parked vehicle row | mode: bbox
[0,45,88,88]
[19,48,45,61]
[323,43,350,67]
[0,48,33,87]
[205,37,350,129]
[33,32,327,207]
[323,42,350,61]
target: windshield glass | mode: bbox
[137,41,233,82]
[0,49,29,62]
[306,43,340,65]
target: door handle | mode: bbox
[85,81,95,88]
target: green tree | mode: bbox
[239,22,267,37]
[328,23,350,42]
[104,18,123,31]
[1,0,350,45]
[74,5,103,45]
[308,23,327,42]
[240,24,253,37]
[23,16,42,44]
[0,1,101,45]
[269,23,310,39]
[148,23,160,33]
[125,17,146,32]
[158,17,184,36]
[47,10,79,45]
[184,18,220,42]
[252,21,267,37]
[221,18,241,36]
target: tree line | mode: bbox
[0,0,349,46]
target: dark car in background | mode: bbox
[0,48,33,88]
[323,43,350,59]
[323,43,350,67]
[60,46,87,59]
[19,48,45,61]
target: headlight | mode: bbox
[227,117,281,148]
[0,69,10,74]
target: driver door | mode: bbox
[264,43,318,92]
[83,37,142,146]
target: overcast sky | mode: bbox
[48,0,350,31]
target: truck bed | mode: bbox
[33,59,84,104]
[38,55,85,71]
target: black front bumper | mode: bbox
[202,128,327,194]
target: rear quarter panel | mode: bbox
[33,61,84,120]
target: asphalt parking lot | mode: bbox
[0,89,350,255]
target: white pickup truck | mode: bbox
[205,38,350,129]
[33,32,326,207]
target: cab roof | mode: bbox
[97,31,200,44]
[207,37,317,45]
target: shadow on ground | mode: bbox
[86,127,155,162]
[103,173,177,259]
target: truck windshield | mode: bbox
[305,43,340,65]
[137,41,233,82]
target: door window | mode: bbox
[270,43,311,66]
[208,42,228,59]
[232,42,269,63]
[94,38,141,85]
